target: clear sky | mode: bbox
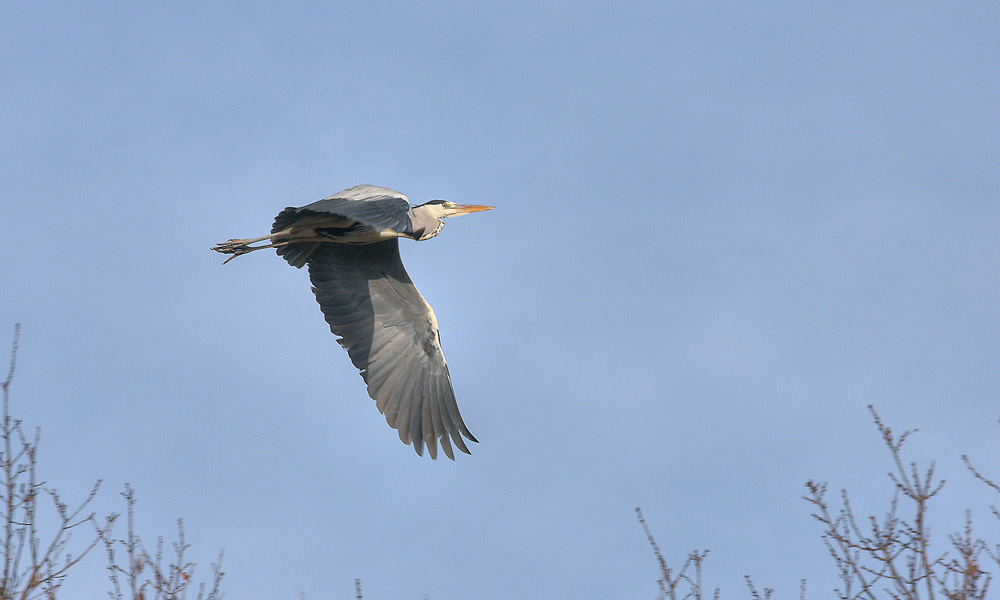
[2,2,998,598]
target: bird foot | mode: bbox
[212,238,274,264]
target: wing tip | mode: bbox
[400,430,476,460]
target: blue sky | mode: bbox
[2,2,999,598]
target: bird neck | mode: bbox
[413,217,445,241]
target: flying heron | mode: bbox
[213,185,493,459]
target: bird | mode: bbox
[213,185,493,459]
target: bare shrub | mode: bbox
[1,325,224,599]
[640,405,999,600]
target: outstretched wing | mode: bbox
[272,185,414,237]
[306,240,477,459]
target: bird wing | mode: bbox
[272,189,413,237]
[306,240,477,459]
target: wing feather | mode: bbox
[388,357,420,438]
[428,377,445,440]
[439,426,455,460]
[405,369,427,451]
[420,378,434,458]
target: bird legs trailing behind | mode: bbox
[213,224,309,264]
[212,233,291,264]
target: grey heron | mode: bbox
[213,185,493,459]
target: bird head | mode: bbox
[418,200,495,219]
[410,200,494,241]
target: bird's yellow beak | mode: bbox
[453,204,495,214]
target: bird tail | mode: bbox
[276,242,320,268]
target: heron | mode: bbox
[213,185,493,459]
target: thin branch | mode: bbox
[1,324,18,392]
